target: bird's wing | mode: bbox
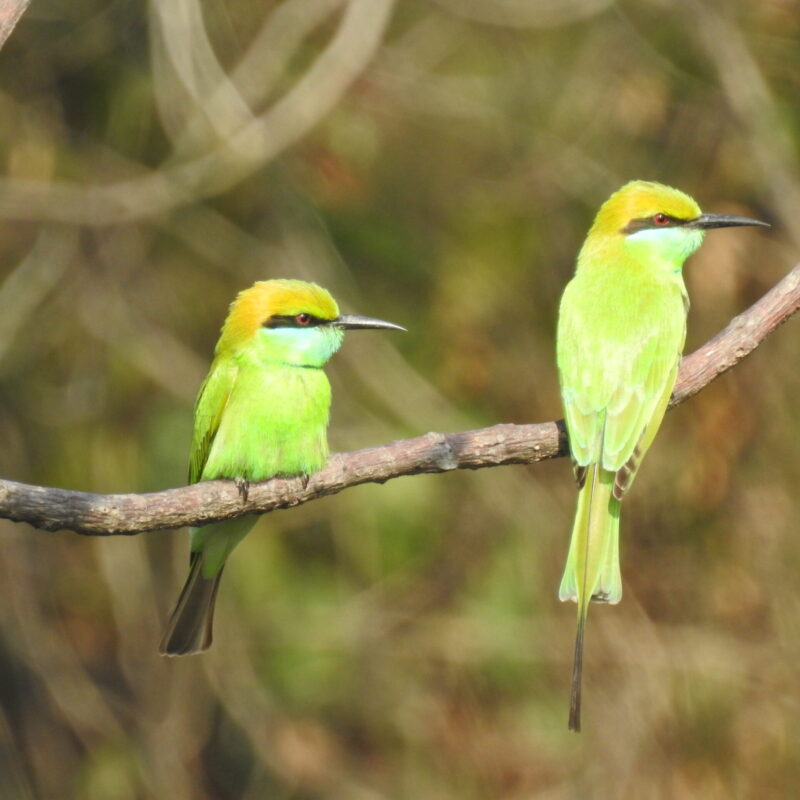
[188,358,238,484]
[557,283,614,467]
[557,278,685,475]
[601,330,682,477]
[611,360,678,499]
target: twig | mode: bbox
[671,261,800,404]
[0,0,30,51]
[1,262,799,536]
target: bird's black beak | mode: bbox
[334,314,406,332]
[685,213,770,230]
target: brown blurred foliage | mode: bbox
[0,0,798,798]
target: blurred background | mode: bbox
[0,0,798,797]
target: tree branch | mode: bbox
[0,0,30,51]
[2,262,799,537]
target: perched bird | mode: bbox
[160,279,404,656]
[556,181,768,731]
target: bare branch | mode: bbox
[673,262,800,403]
[0,0,30,51]
[2,262,799,537]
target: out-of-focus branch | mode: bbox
[0,228,78,368]
[0,0,30,50]
[432,0,613,29]
[1,262,799,537]
[148,0,255,148]
[0,0,395,225]
[689,0,800,252]
[151,0,346,154]
[228,0,345,106]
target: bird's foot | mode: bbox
[234,477,250,503]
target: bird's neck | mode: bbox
[577,230,701,286]
[621,227,705,274]
[228,326,345,369]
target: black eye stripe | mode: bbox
[620,215,688,234]
[263,314,325,329]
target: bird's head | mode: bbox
[218,279,404,367]
[582,180,769,270]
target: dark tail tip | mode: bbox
[568,609,586,732]
[568,693,582,733]
[159,554,222,656]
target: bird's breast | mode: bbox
[203,364,333,482]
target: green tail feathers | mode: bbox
[559,464,622,731]
[559,464,622,604]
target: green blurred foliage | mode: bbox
[0,0,798,797]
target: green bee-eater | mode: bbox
[160,279,404,656]
[557,181,768,730]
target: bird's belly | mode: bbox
[202,367,331,481]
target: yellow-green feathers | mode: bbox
[162,280,344,656]
[556,181,767,730]
[586,181,701,240]
[191,280,343,485]
[217,280,339,354]
[161,278,403,656]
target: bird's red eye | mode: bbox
[296,313,312,326]
[653,213,669,226]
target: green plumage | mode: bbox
[557,245,688,702]
[557,260,686,601]
[160,280,343,656]
[557,182,701,731]
[160,279,402,656]
[160,358,334,655]
[190,359,334,577]
[194,358,333,486]
[557,181,767,730]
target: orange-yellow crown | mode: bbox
[590,180,702,236]
[217,279,339,351]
